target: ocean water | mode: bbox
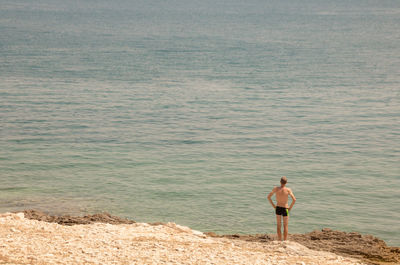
[1,0,399,245]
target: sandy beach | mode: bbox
[1,211,399,265]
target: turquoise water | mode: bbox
[1,0,399,245]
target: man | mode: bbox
[267,176,296,241]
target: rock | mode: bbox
[289,229,400,264]
[22,209,135,225]
[204,232,219,237]
[209,228,400,264]
[15,212,25,220]
[2,211,396,265]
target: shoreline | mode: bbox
[2,210,399,264]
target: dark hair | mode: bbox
[280,176,287,185]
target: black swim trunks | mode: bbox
[275,206,289,216]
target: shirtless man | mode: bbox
[267,176,296,241]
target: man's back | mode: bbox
[274,186,292,208]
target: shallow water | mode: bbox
[1,0,399,245]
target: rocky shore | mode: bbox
[0,210,398,264]
[212,231,400,265]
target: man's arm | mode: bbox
[288,188,296,211]
[267,187,277,209]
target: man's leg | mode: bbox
[283,216,289,241]
[276,215,282,241]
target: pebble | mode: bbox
[0,212,367,265]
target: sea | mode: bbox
[1,0,399,246]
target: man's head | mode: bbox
[280,176,287,185]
